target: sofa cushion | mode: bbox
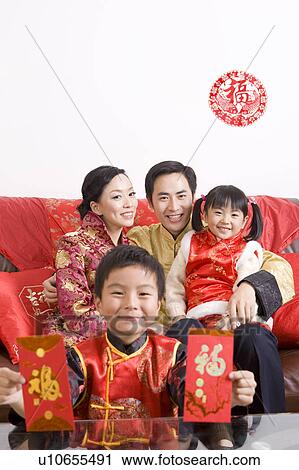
[0,197,53,270]
[0,267,55,364]
[42,198,81,257]
[273,296,299,349]
[255,196,299,253]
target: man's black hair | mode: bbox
[95,245,165,300]
[145,161,197,204]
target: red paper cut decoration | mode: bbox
[209,70,267,127]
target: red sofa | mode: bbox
[0,195,299,420]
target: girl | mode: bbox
[165,185,272,330]
[43,165,137,346]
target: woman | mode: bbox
[43,165,137,346]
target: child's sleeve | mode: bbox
[234,241,263,291]
[165,231,194,321]
[166,344,187,415]
[166,344,197,446]
[67,348,85,406]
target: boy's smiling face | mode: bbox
[95,265,161,344]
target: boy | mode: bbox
[0,245,256,448]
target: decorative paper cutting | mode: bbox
[209,70,267,127]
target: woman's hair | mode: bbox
[77,166,126,219]
[191,185,263,241]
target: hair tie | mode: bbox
[201,194,206,201]
[248,196,257,205]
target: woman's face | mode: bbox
[91,174,137,231]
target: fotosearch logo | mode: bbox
[209,70,267,127]
[85,315,264,337]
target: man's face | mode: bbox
[149,172,193,238]
[95,265,160,344]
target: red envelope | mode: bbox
[184,329,233,423]
[17,335,74,432]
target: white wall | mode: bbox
[0,0,298,200]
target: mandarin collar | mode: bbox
[160,220,192,242]
[107,329,147,355]
[82,211,128,246]
[205,228,245,246]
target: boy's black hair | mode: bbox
[191,185,263,241]
[145,161,197,204]
[77,165,126,219]
[95,245,165,300]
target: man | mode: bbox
[44,161,293,414]
[127,161,293,326]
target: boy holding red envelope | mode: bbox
[0,245,256,449]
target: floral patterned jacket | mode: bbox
[44,211,128,346]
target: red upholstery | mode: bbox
[255,196,299,253]
[273,253,299,349]
[0,197,53,270]
[0,267,55,364]
[42,198,81,258]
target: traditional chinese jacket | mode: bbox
[72,331,181,420]
[67,330,189,449]
[43,211,128,346]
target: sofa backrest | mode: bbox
[0,196,299,271]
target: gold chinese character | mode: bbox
[28,365,62,401]
[195,344,226,377]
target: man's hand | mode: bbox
[43,273,58,304]
[227,282,256,329]
[230,370,256,408]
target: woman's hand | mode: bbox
[227,282,256,329]
[230,370,256,408]
[43,273,58,304]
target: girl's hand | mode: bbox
[227,282,256,329]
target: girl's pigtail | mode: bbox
[245,198,263,241]
[191,198,205,232]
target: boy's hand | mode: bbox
[0,368,25,405]
[227,282,256,329]
[43,273,58,304]
[230,370,256,408]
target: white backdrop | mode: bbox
[0,0,298,199]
